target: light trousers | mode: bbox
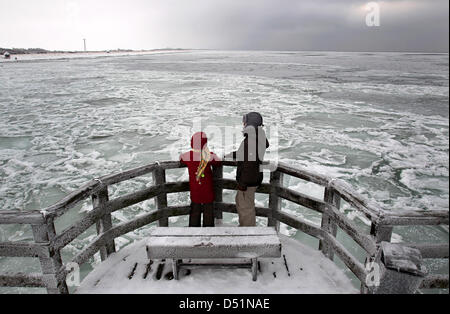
[235,186,258,226]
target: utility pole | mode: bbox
[83,38,87,52]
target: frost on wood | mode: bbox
[381,242,427,276]
[146,227,281,259]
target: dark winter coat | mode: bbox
[232,126,269,189]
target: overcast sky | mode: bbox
[0,0,448,52]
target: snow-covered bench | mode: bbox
[146,227,282,281]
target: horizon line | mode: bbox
[1,47,449,54]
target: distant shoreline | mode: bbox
[0,47,187,55]
[0,48,191,63]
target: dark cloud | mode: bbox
[153,0,449,52]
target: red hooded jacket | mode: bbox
[180,132,221,204]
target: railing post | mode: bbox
[319,187,340,260]
[92,186,115,261]
[268,170,283,231]
[370,222,393,243]
[368,242,427,294]
[32,218,68,294]
[213,164,223,222]
[153,166,169,227]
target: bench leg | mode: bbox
[172,259,179,280]
[251,258,258,282]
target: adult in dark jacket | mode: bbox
[227,112,269,226]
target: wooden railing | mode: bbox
[0,160,448,293]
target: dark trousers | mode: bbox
[189,202,215,227]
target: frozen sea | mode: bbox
[0,50,448,293]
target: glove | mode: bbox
[223,152,236,161]
[222,153,232,161]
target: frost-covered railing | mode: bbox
[0,161,448,294]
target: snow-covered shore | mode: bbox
[0,49,189,63]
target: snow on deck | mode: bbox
[76,235,357,294]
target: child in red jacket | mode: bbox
[180,132,221,227]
